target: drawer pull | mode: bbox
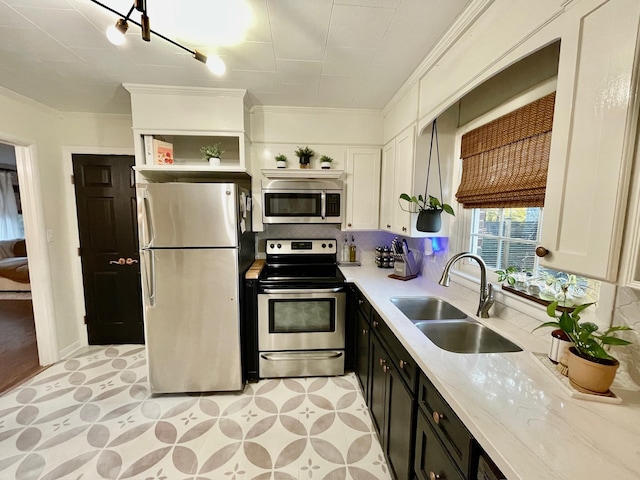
[379,358,386,367]
[432,411,444,424]
[383,365,389,373]
[399,360,406,369]
[429,472,441,480]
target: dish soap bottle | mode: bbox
[342,235,350,263]
[349,235,357,263]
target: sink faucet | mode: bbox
[438,252,494,318]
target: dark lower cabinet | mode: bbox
[348,284,505,480]
[355,307,371,402]
[415,408,464,480]
[369,320,415,480]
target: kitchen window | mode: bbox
[452,82,600,305]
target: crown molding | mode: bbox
[123,83,247,99]
[383,0,495,116]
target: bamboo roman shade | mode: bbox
[456,92,556,208]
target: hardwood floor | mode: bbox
[0,299,42,394]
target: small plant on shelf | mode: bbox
[320,155,333,169]
[200,143,224,160]
[295,146,315,168]
[275,154,287,168]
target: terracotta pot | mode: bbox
[416,208,442,232]
[567,346,619,394]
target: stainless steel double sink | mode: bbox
[389,297,522,354]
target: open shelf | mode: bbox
[261,168,344,179]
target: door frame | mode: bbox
[0,133,58,365]
[63,147,135,349]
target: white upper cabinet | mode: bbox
[380,125,415,235]
[539,0,640,281]
[124,85,249,181]
[344,148,381,231]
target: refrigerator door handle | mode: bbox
[141,193,155,248]
[142,250,156,306]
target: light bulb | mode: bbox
[106,19,128,46]
[206,55,226,76]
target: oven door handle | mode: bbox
[261,351,343,361]
[261,287,343,294]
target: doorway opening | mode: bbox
[0,142,42,393]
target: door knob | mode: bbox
[535,246,550,257]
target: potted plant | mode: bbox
[399,193,455,232]
[200,143,224,166]
[319,155,333,169]
[275,154,287,168]
[533,301,633,393]
[295,146,315,169]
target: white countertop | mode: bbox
[340,265,640,480]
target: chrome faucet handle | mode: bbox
[478,283,494,318]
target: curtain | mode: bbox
[456,92,556,208]
[0,171,21,240]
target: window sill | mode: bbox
[500,284,575,312]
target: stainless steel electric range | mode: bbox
[257,239,346,378]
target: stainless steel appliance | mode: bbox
[138,181,254,393]
[257,239,346,377]
[261,179,343,224]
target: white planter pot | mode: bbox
[320,162,331,169]
[276,161,287,168]
[209,157,220,166]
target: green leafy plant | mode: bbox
[495,266,522,286]
[295,146,315,158]
[319,155,333,163]
[399,193,455,216]
[200,143,224,159]
[533,301,633,361]
[275,154,287,162]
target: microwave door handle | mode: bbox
[321,191,326,219]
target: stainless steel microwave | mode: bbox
[261,179,343,224]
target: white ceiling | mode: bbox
[0,0,471,114]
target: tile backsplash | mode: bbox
[613,286,640,385]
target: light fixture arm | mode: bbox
[89,0,224,75]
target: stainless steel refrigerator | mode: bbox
[138,181,253,393]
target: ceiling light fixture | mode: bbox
[91,0,226,76]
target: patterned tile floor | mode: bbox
[0,345,391,480]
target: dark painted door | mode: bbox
[72,154,143,344]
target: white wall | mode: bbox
[0,87,134,357]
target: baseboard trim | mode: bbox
[58,341,84,361]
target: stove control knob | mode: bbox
[328,243,333,248]
[269,243,275,249]
[277,243,282,249]
[322,243,326,248]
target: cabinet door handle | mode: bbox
[402,226,407,232]
[358,299,364,305]
[382,365,389,373]
[432,411,444,424]
[125,257,139,265]
[535,246,550,257]
[379,358,386,367]
[399,360,406,369]
[372,320,379,328]
[386,224,391,228]
[362,329,368,335]
[348,223,352,227]
[109,257,126,265]
[429,471,441,480]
